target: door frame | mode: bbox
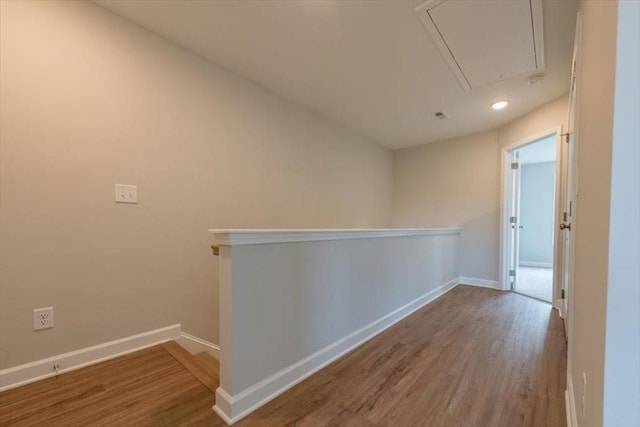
[499,126,564,310]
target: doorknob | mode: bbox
[560,223,572,230]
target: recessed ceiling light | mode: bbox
[491,101,509,110]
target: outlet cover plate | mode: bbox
[115,184,138,204]
[33,307,54,331]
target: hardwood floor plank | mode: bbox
[161,342,219,393]
[296,404,380,427]
[234,286,566,427]
[0,347,179,424]
[0,346,162,408]
[194,352,220,377]
[233,372,338,426]
[0,346,221,426]
[0,285,566,427]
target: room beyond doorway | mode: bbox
[502,131,561,304]
[515,136,557,302]
[518,266,553,302]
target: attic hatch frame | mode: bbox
[415,0,545,92]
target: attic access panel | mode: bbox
[416,0,544,92]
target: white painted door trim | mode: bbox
[499,126,564,305]
[563,13,583,425]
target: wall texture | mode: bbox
[603,1,640,424]
[497,96,568,150]
[570,1,618,425]
[519,161,556,266]
[500,96,568,300]
[393,96,568,282]
[215,229,461,421]
[0,0,392,370]
[392,131,499,281]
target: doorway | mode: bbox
[501,129,562,305]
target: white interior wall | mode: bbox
[391,2,639,423]
[569,0,621,424]
[602,0,639,425]
[214,229,461,422]
[392,130,499,282]
[393,96,568,284]
[4,5,636,422]
[0,0,392,370]
[518,161,556,266]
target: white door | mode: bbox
[509,151,522,289]
[561,13,582,326]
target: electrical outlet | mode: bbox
[33,307,54,331]
[115,184,138,204]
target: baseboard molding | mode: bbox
[176,332,220,360]
[566,375,578,427]
[519,261,553,268]
[0,324,181,392]
[458,276,502,290]
[214,278,459,424]
[555,299,564,317]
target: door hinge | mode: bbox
[561,289,565,299]
[510,216,517,224]
[509,269,516,277]
[561,132,570,143]
[511,162,519,170]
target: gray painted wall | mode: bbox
[216,230,461,420]
[0,0,392,370]
[603,0,640,424]
[519,161,556,266]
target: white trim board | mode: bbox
[499,126,563,295]
[209,228,462,246]
[519,261,554,268]
[0,325,181,392]
[176,332,220,360]
[213,278,460,424]
[566,375,578,427]
[458,277,502,290]
[556,299,565,317]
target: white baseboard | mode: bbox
[458,276,502,290]
[566,375,578,427]
[213,389,235,425]
[0,324,181,392]
[555,299,565,317]
[176,332,220,360]
[214,278,459,424]
[519,261,553,268]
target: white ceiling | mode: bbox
[93,0,578,150]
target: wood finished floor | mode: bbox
[0,345,217,426]
[0,285,567,426]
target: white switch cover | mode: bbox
[115,184,138,204]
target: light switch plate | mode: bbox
[115,184,138,204]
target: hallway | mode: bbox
[236,285,567,426]
[0,285,567,426]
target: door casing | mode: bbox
[499,127,564,311]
